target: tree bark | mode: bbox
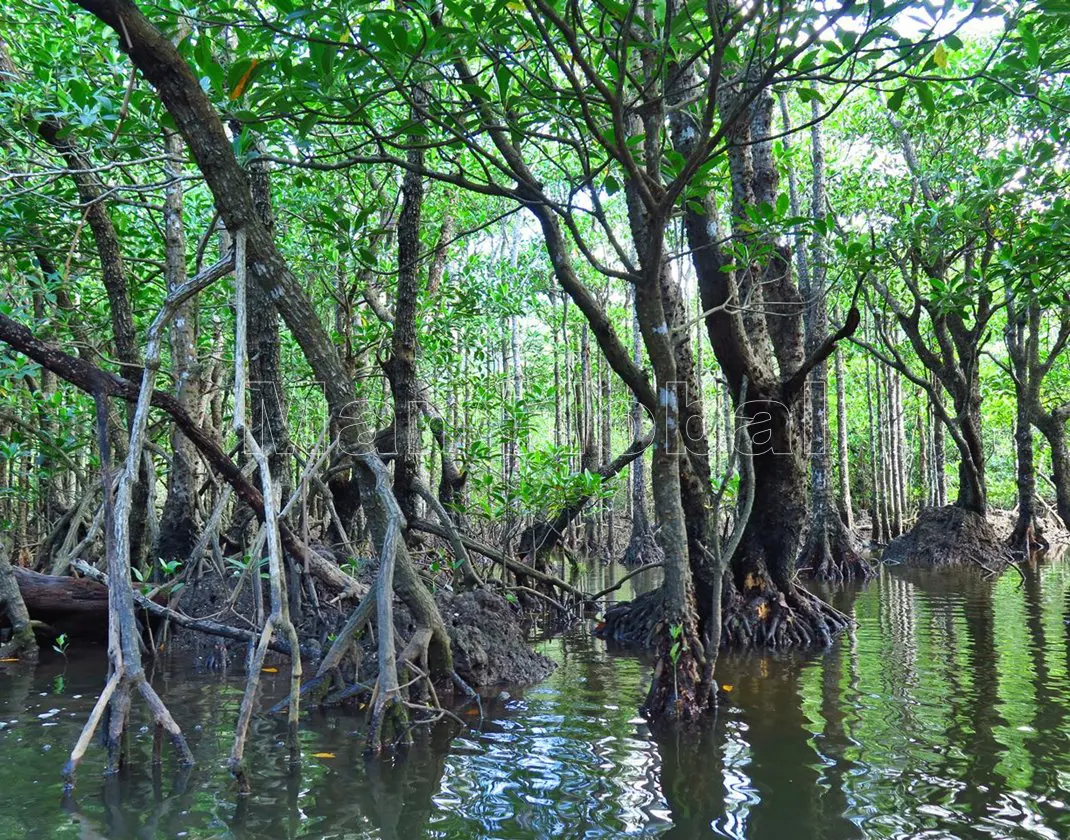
[798,104,867,581]
[385,105,425,528]
[0,538,38,661]
[834,335,854,531]
[156,129,201,563]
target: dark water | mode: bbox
[4,561,1070,839]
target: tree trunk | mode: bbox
[798,103,868,581]
[0,538,37,661]
[1036,407,1070,532]
[155,129,200,562]
[624,288,653,566]
[70,0,462,724]
[933,375,947,508]
[834,337,853,531]
[385,117,425,528]
[247,140,293,503]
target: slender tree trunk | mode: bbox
[386,119,425,528]
[866,349,883,544]
[887,366,904,536]
[600,346,613,556]
[834,336,853,531]
[246,139,292,503]
[156,129,200,562]
[798,104,867,580]
[625,288,652,565]
[933,374,947,508]
[918,400,929,508]
[1036,408,1070,531]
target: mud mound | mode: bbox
[881,506,1010,569]
[438,589,556,687]
[622,529,664,568]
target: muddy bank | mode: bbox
[165,573,554,690]
[438,589,555,686]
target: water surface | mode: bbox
[3,562,1070,839]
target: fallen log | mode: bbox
[10,567,111,642]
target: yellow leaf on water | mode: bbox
[756,602,771,622]
[311,752,336,759]
[721,684,734,692]
[0,658,19,663]
[261,667,278,673]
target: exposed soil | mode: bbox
[437,589,556,686]
[162,570,554,689]
[881,505,1010,569]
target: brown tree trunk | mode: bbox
[0,537,37,661]
[1036,407,1070,532]
[385,113,425,529]
[246,140,293,502]
[798,104,867,581]
[68,0,461,707]
[156,129,201,562]
[834,335,853,531]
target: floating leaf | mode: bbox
[311,752,336,759]
[0,658,19,663]
[721,684,734,692]
[261,666,278,673]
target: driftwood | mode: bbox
[11,567,110,640]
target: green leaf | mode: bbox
[887,87,906,112]
[915,82,936,113]
[1020,26,1040,65]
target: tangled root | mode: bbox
[798,521,872,583]
[596,589,662,647]
[719,582,850,650]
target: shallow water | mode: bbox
[4,562,1070,839]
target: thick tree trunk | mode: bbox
[668,83,853,650]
